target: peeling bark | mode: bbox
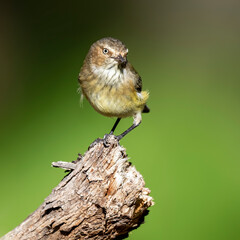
[1,136,153,240]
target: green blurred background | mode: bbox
[1,0,240,239]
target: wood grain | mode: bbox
[1,136,153,240]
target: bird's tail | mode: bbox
[138,90,150,113]
[142,104,150,113]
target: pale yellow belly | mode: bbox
[83,84,147,118]
[86,86,135,118]
[80,72,149,118]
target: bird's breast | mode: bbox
[80,66,147,118]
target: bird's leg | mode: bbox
[103,118,121,147]
[116,121,141,140]
[109,118,121,134]
[103,112,142,145]
[116,112,142,140]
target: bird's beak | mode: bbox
[112,55,128,67]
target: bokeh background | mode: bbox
[1,0,240,239]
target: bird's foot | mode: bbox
[103,133,120,147]
[103,134,113,147]
[88,134,120,150]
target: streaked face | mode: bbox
[90,37,128,68]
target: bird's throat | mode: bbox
[92,64,125,86]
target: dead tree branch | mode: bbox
[1,136,153,240]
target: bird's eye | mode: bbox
[102,48,109,54]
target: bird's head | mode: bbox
[89,37,128,69]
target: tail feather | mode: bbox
[142,105,150,113]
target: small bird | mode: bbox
[78,37,150,142]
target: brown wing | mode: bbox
[127,63,150,113]
[127,63,142,93]
[135,76,142,93]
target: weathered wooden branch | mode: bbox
[1,136,153,240]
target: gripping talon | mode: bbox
[103,134,111,147]
[104,134,121,147]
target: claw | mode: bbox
[89,134,120,150]
[115,135,121,141]
[103,134,120,147]
[103,134,112,147]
